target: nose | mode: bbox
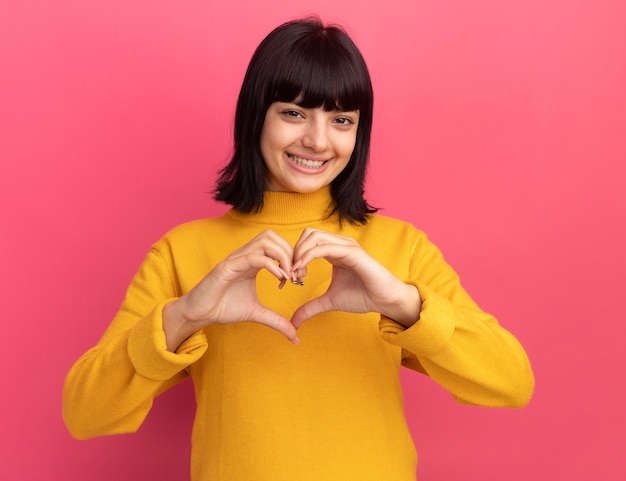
[302,118,329,152]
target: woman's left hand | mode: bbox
[290,228,422,329]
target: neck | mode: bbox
[229,187,336,225]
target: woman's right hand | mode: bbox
[162,230,299,351]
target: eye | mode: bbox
[332,113,359,128]
[333,117,355,125]
[281,109,304,119]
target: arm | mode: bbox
[63,229,300,439]
[289,227,534,408]
[62,247,208,439]
[380,234,535,408]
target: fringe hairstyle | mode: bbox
[214,18,377,224]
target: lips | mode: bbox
[287,153,328,169]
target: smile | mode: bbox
[287,153,328,169]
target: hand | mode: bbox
[163,230,299,350]
[290,228,421,329]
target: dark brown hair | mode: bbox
[214,18,376,223]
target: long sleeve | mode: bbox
[379,232,534,408]
[62,246,208,439]
[62,193,534,479]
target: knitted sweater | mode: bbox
[63,187,534,480]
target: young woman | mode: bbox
[63,18,534,480]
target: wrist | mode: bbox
[383,283,421,329]
[162,299,197,352]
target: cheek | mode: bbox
[259,127,277,163]
[340,133,358,159]
[259,134,269,160]
[260,121,289,154]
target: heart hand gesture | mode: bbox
[163,228,421,351]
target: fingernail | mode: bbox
[278,278,287,289]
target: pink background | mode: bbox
[2,0,625,479]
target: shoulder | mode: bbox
[163,218,215,238]
[152,214,234,252]
[346,213,432,259]
[362,213,427,241]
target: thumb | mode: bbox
[291,295,333,329]
[253,306,301,345]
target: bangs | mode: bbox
[270,35,370,112]
[216,18,377,223]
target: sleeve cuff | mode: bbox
[379,283,456,356]
[127,299,208,380]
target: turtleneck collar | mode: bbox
[228,186,337,225]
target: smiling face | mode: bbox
[260,102,359,193]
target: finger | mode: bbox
[291,265,308,285]
[252,307,300,345]
[292,227,319,252]
[293,229,357,269]
[220,253,290,284]
[290,295,333,329]
[293,228,351,253]
[232,230,295,273]
[295,243,361,274]
[294,228,355,249]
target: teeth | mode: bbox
[288,154,326,169]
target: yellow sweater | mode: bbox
[63,187,534,480]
